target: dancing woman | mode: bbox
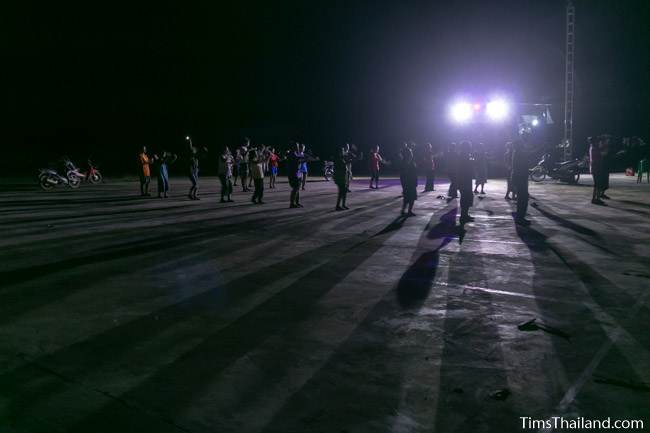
[334,146,351,210]
[368,145,384,189]
[251,148,266,204]
[218,146,234,202]
[155,151,177,198]
[286,143,305,208]
[138,146,152,196]
[268,147,279,189]
[187,136,208,200]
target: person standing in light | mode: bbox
[368,145,384,189]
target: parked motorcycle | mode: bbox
[63,158,84,184]
[85,159,103,183]
[38,168,79,190]
[529,153,581,184]
[64,158,103,184]
[323,160,334,181]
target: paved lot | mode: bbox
[0,174,649,433]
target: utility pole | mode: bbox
[563,0,575,160]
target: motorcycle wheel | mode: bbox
[39,176,54,191]
[89,172,103,184]
[530,166,546,182]
[68,174,81,188]
[568,172,580,184]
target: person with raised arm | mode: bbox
[186,136,208,200]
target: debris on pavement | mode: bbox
[489,388,511,400]
[517,318,571,340]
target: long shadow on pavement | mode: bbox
[61,218,405,432]
[0,213,405,432]
[515,224,650,421]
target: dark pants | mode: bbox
[253,178,264,202]
[505,174,516,198]
[370,170,379,186]
[289,176,301,206]
[459,187,473,216]
[336,181,348,206]
[402,179,417,207]
[189,169,199,198]
[592,168,605,199]
[219,175,233,199]
[425,169,435,191]
[515,181,529,219]
[239,165,248,191]
[447,176,457,197]
[140,175,150,195]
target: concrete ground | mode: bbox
[0,174,648,433]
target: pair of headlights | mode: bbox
[449,100,509,123]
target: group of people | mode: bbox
[137,147,178,198]
[440,136,531,225]
[229,139,288,193]
[139,133,633,226]
[217,139,287,204]
[138,137,322,206]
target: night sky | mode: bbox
[2,0,649,174]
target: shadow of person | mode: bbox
[514,221,549,253]
[426,207,466,244]
[426,207,457,240]
[396,250,439,309]
[531,202,598,237]
[395,207,463,310]
[374,214,408,237]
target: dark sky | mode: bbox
[2,0,649,173]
